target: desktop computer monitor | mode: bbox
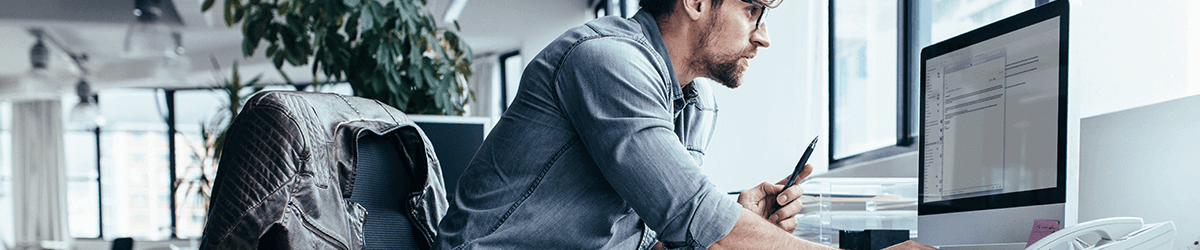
[917,1,1068,247]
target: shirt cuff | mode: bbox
[690,187,743,249]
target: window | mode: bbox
[65,128,99,238]
[830,0,901,161]
[172,89,228,239]
[498,50,522,111]
[0,102,12,244]
[592,0,638,19]
[830,0,1041,167]
[99,89,174,240]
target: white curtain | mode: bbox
[11,100,71,250]
[466,55,497,118]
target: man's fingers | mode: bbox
[736,182,767,203]
[758,181,782,194]
[797,164,815,182]
[776,215,798,232]
[737,182,781,211]
[771,198,802,223]
[776,185,804,207]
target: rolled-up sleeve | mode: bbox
[553,36,742,249]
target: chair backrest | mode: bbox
[348,133,421,249]
[200,91,447,250]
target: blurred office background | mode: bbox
[0,0,1196,249]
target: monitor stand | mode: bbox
[918,203,1065,249]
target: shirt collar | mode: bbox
[632,10,687,110]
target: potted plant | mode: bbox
[201,0,474,115]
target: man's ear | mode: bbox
[681,0,705,21]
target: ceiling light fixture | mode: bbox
[123,0,186,58]
[69,78,105,128]
[30,30,49,71]
[0,28,65,101]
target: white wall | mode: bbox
[507,2,593,105]
[701,0,831,192]
[1071,0,1193,118]
[1078,94,1200,250]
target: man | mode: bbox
[434,0,931,249]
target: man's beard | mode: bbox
[690,17,748,89]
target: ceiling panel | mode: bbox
[1,0,590,94]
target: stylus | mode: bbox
[784,136,819,190]
[725,136,819,196]
[773,136,818,209]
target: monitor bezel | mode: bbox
[918,0,1069,216]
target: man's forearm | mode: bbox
[710,209,837,250]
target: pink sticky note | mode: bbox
[1027,220,1061,247]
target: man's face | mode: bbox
[691,0,771,89]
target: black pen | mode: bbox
[784,136,819,190]
[726,136,820,197]
[773,136,818,210]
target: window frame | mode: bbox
[591,0,633,19]
[827,0,1048,169]
[498,50,521,112]
[827,0,918,169]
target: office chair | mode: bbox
[350,133,424,249]
[200,91,448,250]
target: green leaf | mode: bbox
[360,1,384,31]
[241,39,255,57]
[201,0,216,12]
[286,46,306,66]
[359,4,375,31]
[343,0,360,9]
[272,53,285,69]
[345,12,360,39]
[266,43,279,57]
[223,0,236,26]
[373,41,388,67]
[241,11,268,56]
[232,1,245,22]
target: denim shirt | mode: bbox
[433,11,740,250]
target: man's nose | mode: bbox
[752,23,771,48]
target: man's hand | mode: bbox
[882,240,937,250]
[736,164,814,232]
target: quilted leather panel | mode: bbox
[204,103,302,247]
[200,91,449,250]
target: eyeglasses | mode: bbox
[741,0,768,30]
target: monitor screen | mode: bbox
[918,0,1068,220]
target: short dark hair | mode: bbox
[638,0,727,18]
